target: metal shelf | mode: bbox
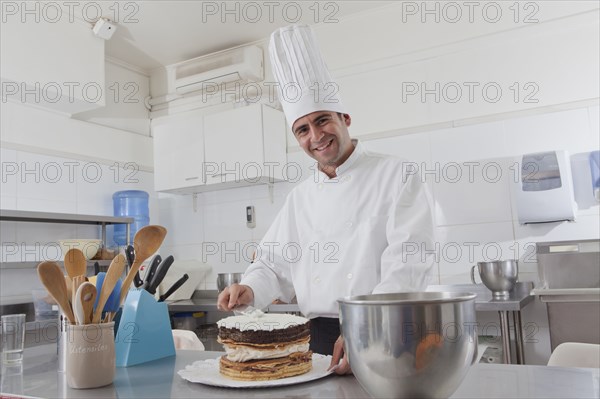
[1,260,114,270]
[0,209,133,225]
[0,209,133,268]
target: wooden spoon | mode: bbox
[119,225,167,305]
[75,282,96,325]
[64,248,87,279]
[92,254,127,324]
[71,275,87,308]
[37,261,75,324]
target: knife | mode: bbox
[158,273,189,302]
[147,255,175,295]
[126,245,144,288]
[143,254,162,290]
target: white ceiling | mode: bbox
[104,1,392,73]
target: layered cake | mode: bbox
[217,313,312,381]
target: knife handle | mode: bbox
[158,274,189,302]
[143,254,162,289]
[125,245,143,287]
[147,255,175,295]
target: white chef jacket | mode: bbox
[242,141,435,319]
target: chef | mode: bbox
[217,25,435,374]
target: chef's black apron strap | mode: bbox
[309,317,340,356]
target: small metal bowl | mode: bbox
[216,273,244,292]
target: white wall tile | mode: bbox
[251,194,286,241]
[433,158,513,226]
[15,152,78,210]
[436,222,516,280]
[504,108,595,156]
[588,106,599,143]
[430,120,507,162]
[203,200,253,243]
[158,194,204,247]
[1,148,18,202]
[0,196,16,209]
[363,133,432,163]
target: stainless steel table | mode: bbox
[1,345,598,398]
[427,282,534,365]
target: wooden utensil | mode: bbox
[75,282,96,325]
[64,248,87,279]
[65,275,73,307]
[119,225,167,305]
[92,254,127,324]
[71,275,87,308]
[37,261,75,324]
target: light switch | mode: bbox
[246,205,256,228]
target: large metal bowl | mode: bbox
[216,273,244,292]
[338,292,478,399]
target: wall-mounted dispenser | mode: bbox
[590,150,599,201]
[514,150,577,224]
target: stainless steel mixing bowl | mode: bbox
[471,260,519,297]
[216,273,244,292]
[338,292,478,399]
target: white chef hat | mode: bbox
[269,25,346,128]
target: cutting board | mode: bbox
[156,260,211,300]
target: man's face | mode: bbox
[291,111,353,171]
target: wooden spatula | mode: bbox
[92,254,126,324]
[37,261,75,324]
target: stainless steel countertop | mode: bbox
[1,344,598,398]
[168,282,534,314]
[166,299,301,314]
[427,282,535,311]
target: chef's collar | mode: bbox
[318,139,363,179]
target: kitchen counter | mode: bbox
[1,345,598,398]
[167,298,300,314]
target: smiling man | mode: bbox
[217,25,436,375]
[293,111,353,178]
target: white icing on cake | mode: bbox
[216,314,309,331]
[223,342,310,362]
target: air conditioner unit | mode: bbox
[168,46,263,95]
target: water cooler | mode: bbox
[113,190,149,246]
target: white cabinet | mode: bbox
[203,104,287,188]
[153,111,205,193]
[153,104,287,193]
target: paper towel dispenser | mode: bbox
[514,150,576,224]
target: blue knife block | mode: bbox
[115,289,175,367]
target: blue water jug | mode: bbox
[113,190,149,246]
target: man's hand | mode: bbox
[329,335,352,375]
[217,284,254,311]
